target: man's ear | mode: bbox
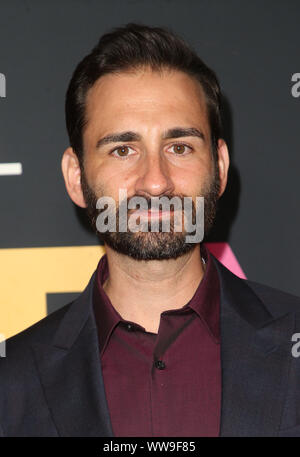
[61,147,87,208]
[216,138,230,198]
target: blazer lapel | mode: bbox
[31,272,114,437]
[213,258,293,437]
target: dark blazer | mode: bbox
[1,256,300,437]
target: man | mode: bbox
[1,22,300,437]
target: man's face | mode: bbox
[79,67,223,260]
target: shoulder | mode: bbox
[1,301,72,370]
[7,301,72,346]
[0,302,73,416]
[211,254,300,317]
[2,270,96,366]
[246,279,300,316]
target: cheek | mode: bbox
[172,167,204,193]
[90,166,135,200]
[174,165,215,196]
[84,156,119,189]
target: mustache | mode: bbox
[117,194,195,213]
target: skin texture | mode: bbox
[62,67,229,333]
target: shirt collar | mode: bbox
[93,244,220,356]
[187,244,220,343]
[92,254,121,357]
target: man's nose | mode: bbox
[134,152,175,197]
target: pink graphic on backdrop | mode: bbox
[205,242,246,279]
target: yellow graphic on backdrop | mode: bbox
[0,245,105,339]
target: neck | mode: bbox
[102,244,205,333]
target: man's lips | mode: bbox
[129,209,175,219]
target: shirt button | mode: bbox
[154,360,166,370]
[126,323,134,331]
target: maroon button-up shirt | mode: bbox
[93,245,221,437]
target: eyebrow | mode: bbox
[95,127,205,149]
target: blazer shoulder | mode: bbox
[2,270,96,364]
[0,301,74,398]
[246,279,300,316]
[4,301,72,355]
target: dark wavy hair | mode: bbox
[65,22,223,168]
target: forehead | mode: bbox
[84,68,210,138]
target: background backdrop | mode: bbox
[1,0,299,339]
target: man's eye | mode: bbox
[110,145,134,157]
[170,143,192,155]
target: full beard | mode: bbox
[80,166,220,261]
